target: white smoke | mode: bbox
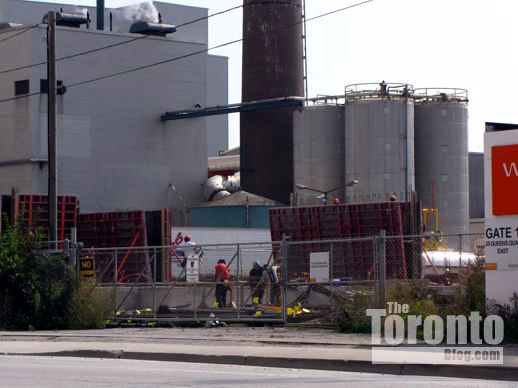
[70,6,88,15]
[120,2,159,23]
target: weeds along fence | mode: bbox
[74,232,485,325]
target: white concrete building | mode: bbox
[0,0,228,216]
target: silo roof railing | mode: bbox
[345,82,414,101]
[306,94,346,106]
[413,88,469,103]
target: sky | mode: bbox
[40,0,518,151]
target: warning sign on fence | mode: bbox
[309,252,330,283]
[186,254,200,283]
[80,256,95,278]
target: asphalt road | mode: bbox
[0,356,516,387]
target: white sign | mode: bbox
[485,218,518,271]
[485,129,518,304]
[185,254,200,283]
[310,252,330,283]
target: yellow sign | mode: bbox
[80,256,95,278]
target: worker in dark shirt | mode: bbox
[265,265,281,305]
[214,259,231,308]
[249,261,264,304]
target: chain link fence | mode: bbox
[81,242,284,323]
[75,232,485,325]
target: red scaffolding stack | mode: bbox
[15,193,79,244]
[77,211,148,248]
[77,211,150,283]
[270,202,415,280]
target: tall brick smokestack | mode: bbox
[240,0,304,204]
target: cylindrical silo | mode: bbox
[345,83,415,203]
[414,88,469,237]
[293,105,345,205]
[240,0,304,205]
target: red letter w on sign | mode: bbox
[503,163,518,178]
[493,145,518,215]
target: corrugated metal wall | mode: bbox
[415,101,469,235]
[345,98,415,203]
[293,105,345,203]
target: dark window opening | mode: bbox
[40,79,63,94]
[14,80,29,96]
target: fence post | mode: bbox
[114,248,118,316]
[153,247,157,319]
[194,274,198,321]
[70,227,77,270]
[330,241,334,312]
[458,234,463,282]
[237,244,241,320]
[281,235,289,323]
[377,230,387,309]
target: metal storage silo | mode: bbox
[345,83,415,203]
[293,105,345,205]
[241,0,304,205]
[414,88,469,236]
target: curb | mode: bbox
[17,350,518,382]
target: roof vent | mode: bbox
[129,21,176,37]
[0,22,23,30]
[42,12,89,28]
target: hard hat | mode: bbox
[184,234,191,242]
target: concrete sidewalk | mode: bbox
[0,327,517,381]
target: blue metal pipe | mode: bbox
[161,97,304,122]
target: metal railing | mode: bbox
[345,82,414,101]
[413,87,468,103]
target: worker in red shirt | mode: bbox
[214,259,231,308]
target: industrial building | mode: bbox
[0,0,228,219]
[0,0,486,240]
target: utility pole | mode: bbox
[47,11,57,248]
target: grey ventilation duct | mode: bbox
[129,21,176,36]
[203,174,241,201]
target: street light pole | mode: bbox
[295,180,359,205]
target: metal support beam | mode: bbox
[161,97,304,122]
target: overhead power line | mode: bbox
[0,0,364,75]
[0,24,40,43]
[65,37,242,88]
[0,92,41,104]
[0,0,375,104]
[175,3,243,29]
[0,3,246,75]
[305,0,373,23]
[67,0,374,90]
